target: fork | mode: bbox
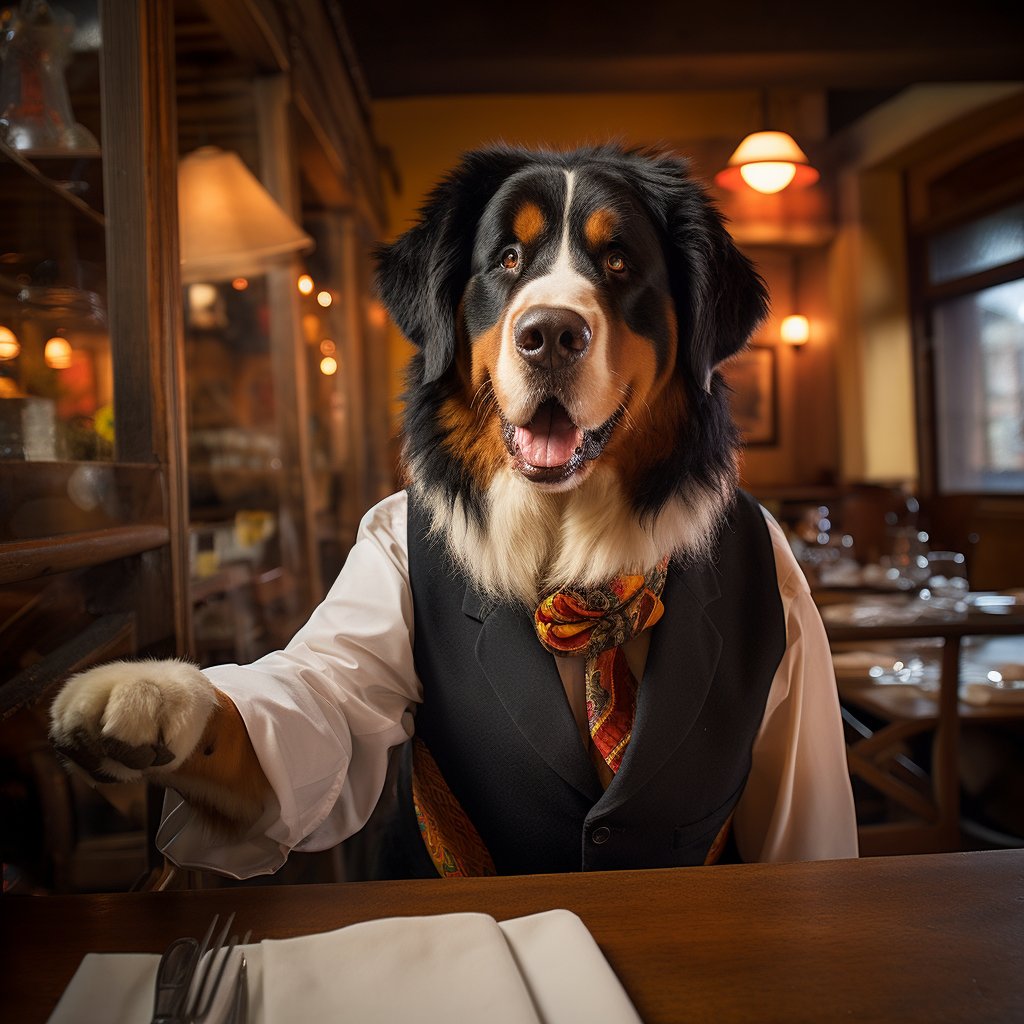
[152,914,250,1024]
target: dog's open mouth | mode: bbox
[502,398,622,484]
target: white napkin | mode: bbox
[48,947,259,1024]
[47,909,641,1024]
[261,912,539,1022]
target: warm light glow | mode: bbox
[319,355,338,375]
[781,314,810,346]
[0,324,20,360]
[715,131,819,194]
[320,339,336,355]
[44,336,73,369]
[231,277,249,291]
[178,146,313,283]
[301,314,321,342]
[297,274,314,295]
[316,290,332,308]
[188,283,218,309]
[739,162,797,195]
[368,302,388,328]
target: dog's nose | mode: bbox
[514,306,592,370]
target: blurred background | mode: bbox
[1,0,1022,892]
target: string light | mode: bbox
[0,325,20,360]
[44,336,73,369]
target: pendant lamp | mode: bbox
[716,131,819,195]
[715,95,819,195]
[178,146,314,284]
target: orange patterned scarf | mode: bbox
[534,558,670,773]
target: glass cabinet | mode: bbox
[0,0,390,893]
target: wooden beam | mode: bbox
[254,75,322,607]
[99,0,190,655]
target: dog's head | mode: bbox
[377,145,766,585]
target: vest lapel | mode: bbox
[465,587,604,804]
[595,556,723,815]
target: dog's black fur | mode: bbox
[377,145,768,535]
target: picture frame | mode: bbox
[724,344,778,446]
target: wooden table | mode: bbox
[3,850,1023,1023]
[823,598,1024,856]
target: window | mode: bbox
[919,190,1024,496]
[932,276,1024,492]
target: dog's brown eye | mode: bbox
[606,251,627,273]
[501,248,520,270]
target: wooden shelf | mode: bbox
[0,524,169,585]
[0,140,106,228]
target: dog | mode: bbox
[50,145,857,878]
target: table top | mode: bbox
[822,601,1024,642]
[3,849,1023,1023]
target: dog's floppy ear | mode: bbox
[626,150,768,390]
[376,147,532,384]
[680,205,768,391]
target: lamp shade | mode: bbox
[715,131,819,195]
[178,146,313,283]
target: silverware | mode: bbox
[151,936,199,1024]
[227,956,249,1024]
[151,914,250,1024]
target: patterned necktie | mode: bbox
[534,557,669,774]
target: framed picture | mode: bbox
[724,345,777,446]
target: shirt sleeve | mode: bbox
[732,512,860,862]
[157,491,419,879]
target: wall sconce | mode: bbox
[781,314,810,348]
[715,94,819,195]
[178,146,313,284]
[781,253,810,349]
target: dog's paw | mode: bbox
[49,660,218,783]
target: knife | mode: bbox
[151,935,199,1024]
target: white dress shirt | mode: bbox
[158,491,859,877]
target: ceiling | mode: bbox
[335,0,1024,135]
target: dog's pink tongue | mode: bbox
[514,401,582,468]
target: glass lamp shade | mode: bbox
[715,131,819,194]
[0,0,100,156]
[178,146,313,283]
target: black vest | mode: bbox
[382,489,785,877]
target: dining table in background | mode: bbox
[821,592,1024,856]
[2,849,1023,1023]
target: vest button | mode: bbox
[591,826,612,845]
